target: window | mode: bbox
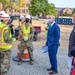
[26,3,30,7]
[16,3,18,6]
[22,9,25,13]
[26,9,29,13]
[14,9,17,12]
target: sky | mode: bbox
[48,0,75,8]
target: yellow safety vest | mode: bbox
[0,24,12,50]
[20,23,30,39]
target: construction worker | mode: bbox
[0,13,14,75]
[18,15,34,65]
[45,20,50,35]
[0,11,5,24]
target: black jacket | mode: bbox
[68,26,75,57]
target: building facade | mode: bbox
[57,7,73,16]
[6,0,30,15]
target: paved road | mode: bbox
[7,46,70,75]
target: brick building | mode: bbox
[6,0,30,15]
[57,7,73,16]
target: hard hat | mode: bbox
[26,14,31,19]
[20,15,25,19]
[1,13,10,20]
[0,11,6,17]
[0,11,5,15]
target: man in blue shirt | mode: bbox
[46,15,60,74]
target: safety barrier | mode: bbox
[55,18,73,25]
[10,16,73,25]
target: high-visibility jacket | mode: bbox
[45,30,48,35]
[45,25,50,35]
[0,24,12,50]
[45,26,48,35]
[19,23,30,39]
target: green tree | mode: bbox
[29,0,49,16]
[48,3,57,17]
[72,8,75,14]
[29,0,57,17]
[0,0,7,10]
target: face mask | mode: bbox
[25,18,30,23]
[48,19,52,25]
[49,19,52,23]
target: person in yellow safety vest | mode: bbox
[0,11,5,24]
[0,13,15,75]
[18,15,34,65]
[45,20,50,35]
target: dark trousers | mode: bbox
[48,45,59,72]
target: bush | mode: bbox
[63,14,72,17]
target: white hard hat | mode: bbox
[1,13,10,20]
[20,15,25,19]
[26,14,31,19]
[0,11,6,17]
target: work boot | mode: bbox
[30,60,34,65]
[18,60,22,65]
[18,58,22,65]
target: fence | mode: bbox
[10,16,73,25]
[55,18,73,25]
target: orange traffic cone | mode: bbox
[17,48,29,59]
[12,35,30,62]
[12,46,30,62]
[17,46,29,59]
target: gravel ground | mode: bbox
[7,46,70,75]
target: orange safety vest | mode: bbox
[0,24,12,50]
